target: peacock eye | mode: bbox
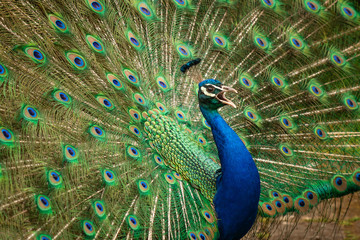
[207,86,215,92]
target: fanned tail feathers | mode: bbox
[0,0,359,239]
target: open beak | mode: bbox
[215,85,238,108]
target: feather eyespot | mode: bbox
[309,83,324,97]
[1,129,10,139]
[86,35,105,53]
[173,171,182,180]
[156,76,170,92]
[197,135,207,146]
[37,234,52,240]
[201,209,215,223]
[127,145,141,159]
[213,35,227,48]
[132,93,146,106]
[254,35,270,50]
[291,38,300,47]
[36,195,52,213]
[138,180,150,194]
[59,93,69,101]
[344,96,358,110]
[55,20,65,29]
[189,232,197,240]
[89,125,106,140]
[311,86,320,94]
[140,7,150,15]
[332,175,347,192]
[273,77,281,86]
[66,52,87,70]
[271,75,286,88]
[82,220,96,237]
[102,169,116,185]
[215,37,224,46]
[153,154,164,166]
[25,47,46,64]
[204,227,214,239]
[294,197,309,212]
[123,69,140,86]
[173,0,188,7]
[314,126,328,140]
[106,73,123,90]
[93,200,106,218]
[179,47,188,55]
[202,118,211,130]
[281,145,292,156]
[0,127,15,145]
[242,78,250,86]
[22,106,39,122]
[164,173,176,184]
[307,192,313,199]
[127,31,142,49]
[91,2,102,10]
[53,90,72,105]
[290,37,304,50]
[244,108,260,122]
[175,110,186,121]
[131,37,139,45]
[340,4,357,20]
[283,118,289,126]
[304,0,320,13]
[262,0,275,8]
[330,53,346,67]
[96,95,115,110]
[270,190,280,198]
[156,102,168,113]
[47,170,63,188]
[87,0,105,14]
[198,232,207,240]
[63,145,78,162]
[272,199,286,214]
[127,215,140,230]
[280,116,294,130]
[303,190,318,206]
[129,109,141,121]
[48,14,68,33]
[352,169,360,186]
[282,194,293,208]
[256,37,265,47]
[112,79,121,86]
[176,44,192,58]
[0,64,8,78]
[129,125,142,137]
[260,202,277,217]
[343,7,353,17]
[240,74,255,89]
[138,2,154,19]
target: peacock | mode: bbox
[0,0,359,239]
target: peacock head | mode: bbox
[198,79,237,110]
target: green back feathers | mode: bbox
[0,0,359,239]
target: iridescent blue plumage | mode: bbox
[198,79,260,239]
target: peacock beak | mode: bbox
[216,85,238,108]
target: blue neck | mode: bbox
[200,106,260,240]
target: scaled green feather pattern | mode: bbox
[0,0,359,239]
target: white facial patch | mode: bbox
[200,86,216,97]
